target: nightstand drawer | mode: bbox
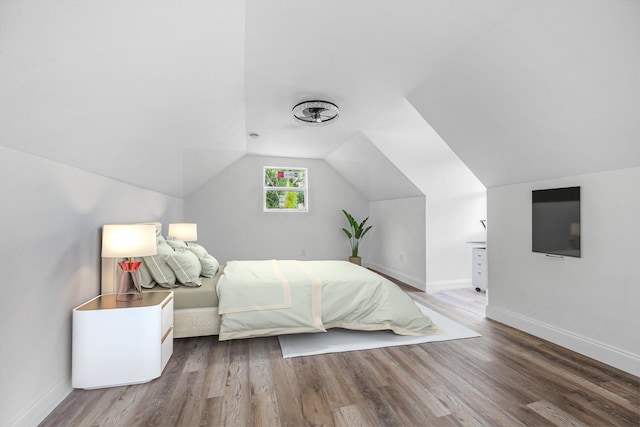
[161,295,174,335]
[161,326,173,370]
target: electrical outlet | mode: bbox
[301,249,306,257]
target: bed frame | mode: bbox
[100,230,221,339]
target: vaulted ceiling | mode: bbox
[1,1,638,198]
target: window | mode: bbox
[263,166,308,212]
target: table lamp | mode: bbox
[102,224,157,301]
[168,223,198,242]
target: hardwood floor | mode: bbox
[41,287,639,427]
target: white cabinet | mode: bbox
[72,291,174,389]
[472,247,487,292]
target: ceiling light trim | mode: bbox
[292,100,339,127]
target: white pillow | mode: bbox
[133,258,156,289]
[186,242,207,258]
[187,243,220,277]
[167,248,202,286]
[142,240,178,288]
[166,236,188,250]
[199,255,220,278]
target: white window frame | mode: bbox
[263,166,308,212]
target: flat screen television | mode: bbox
[532,186,581,257]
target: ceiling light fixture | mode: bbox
[292,100,339,126]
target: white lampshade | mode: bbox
[101,224,158,258]
[168,223,198,242]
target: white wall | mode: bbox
[486,166,640,376]
[425,192,487,291]
[186,155,369,263]
[0,146,184,427]
[368,193,487,293]
[369,197,426,290]
[366,99,487,292]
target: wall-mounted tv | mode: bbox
[532,186,581,257]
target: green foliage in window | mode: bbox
[264,167,307,211]
[264,169,305,188]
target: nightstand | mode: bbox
[72,291,174,389]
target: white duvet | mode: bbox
[216,260,441,341]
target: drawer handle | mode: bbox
[162,325,174,343]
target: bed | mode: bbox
[101,223,439,340]
[101,223,223,338]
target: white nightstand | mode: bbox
[72,291,174,389]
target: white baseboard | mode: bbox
[9,378,71,427]
[486,305,640,377]
[366,262,425,291]
[425,279,472,294]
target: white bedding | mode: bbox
[216,260,441,340]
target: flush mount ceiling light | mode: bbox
[292,100,339,126]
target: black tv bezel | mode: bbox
[532,186,581,258]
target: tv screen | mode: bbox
[532,186,581,257]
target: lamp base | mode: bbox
[117,261,143,302]
[116,292,143,302]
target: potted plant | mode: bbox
[341,209,372,265]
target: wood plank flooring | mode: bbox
[41,286,639,427]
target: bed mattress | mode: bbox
[143,266,222,310]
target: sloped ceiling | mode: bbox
[325,132,423,202]
[0,0,247,197]
[1,1,638,198]
[408,1,640,187]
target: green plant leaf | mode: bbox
[341,228,353,239]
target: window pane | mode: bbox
[264,168,305,188]
[266,190,305,209]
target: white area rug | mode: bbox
[278,303,481,358]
